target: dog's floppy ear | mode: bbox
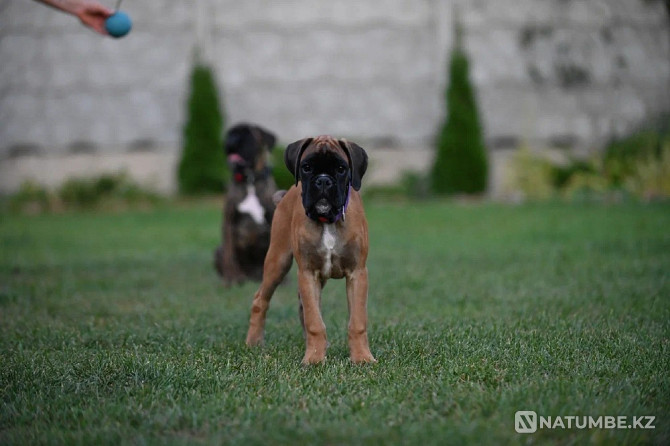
[338,139,368,191]
[259,128,276,152]
[251,125,276,152]
[284,138,313,185]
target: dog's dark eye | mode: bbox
[302,164,312,173]
[337,165,346,174]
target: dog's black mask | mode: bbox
[225,123,276,184]
[285,137,368,224]
[299,151,351,223]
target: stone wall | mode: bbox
[464,0,670,154]
[0,0,668,192]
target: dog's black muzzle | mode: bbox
[304,175,350,224]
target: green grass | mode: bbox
[1,201,668,445]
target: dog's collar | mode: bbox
[308,184,351,224]
[228,151,272,185]
[233,166,271,185]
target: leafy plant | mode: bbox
[59,174,162,209]
[504,145,555,201]
[603,129,664,186]
[431,22,488,195]
[551,159,598,189]
[624,142,670,200]
[561,170,611,202]
[271,146,295,190]
[7,181,53,214]
[59,177,105,208]
[177,63,226,195]
[505,122,670,202]
[6,173,162,214]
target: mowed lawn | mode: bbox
[1,201,668,445]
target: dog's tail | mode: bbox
[272,190,287,206]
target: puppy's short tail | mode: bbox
[272,190,287,206]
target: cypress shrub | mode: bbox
[431,26,488,195]
[177,63,227,194]
[272,147,295,190]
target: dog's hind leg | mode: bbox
[214,246,224,277]
[245,238,293,347]
[298,292,306,339]
[245,251,292,346]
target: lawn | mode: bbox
[1,201,668,445]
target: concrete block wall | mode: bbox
[208,0,445,146]
[464,0,670,155]
[0,0,668,193]
[0,0,194,156]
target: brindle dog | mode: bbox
[214,123,277,286]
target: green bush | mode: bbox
[59,176,106,208]
[6,174,162,214]
[604,129,664,186]
[58,174,161,209]
[7,181,52,214]
[431,24,488,195]
[504,145,556,201]
[177,63,226,195]
[271,146,295,190]
[561,170,611,202]
[624,141,670,200]
[552,159,598,189]
[504,124,670,202]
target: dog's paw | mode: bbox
[245,330,264,347]
[224,278,244,288]
[350,351,377,364]
[223,271,246,288]
[301,345,327,365]
[301,353,327,365]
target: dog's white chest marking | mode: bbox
[237,185,265,225]
[320,224,337,277]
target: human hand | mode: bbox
[36,0,115,35]
[73,1,114,35]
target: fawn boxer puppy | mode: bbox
[245,136,375,364]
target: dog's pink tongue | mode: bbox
[227,153,245,164]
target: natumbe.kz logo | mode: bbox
[515,411,656,434]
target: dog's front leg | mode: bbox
[298,269,327,364]
[246,251,292,346]
[220,204,246,286]
[346,267,376,363]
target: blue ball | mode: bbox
[105,11,132,38]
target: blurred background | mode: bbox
[1,0,669,202]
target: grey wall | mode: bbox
[1,0,194,156]
[1,0,668,188]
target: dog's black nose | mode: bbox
[315,175,333,191]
